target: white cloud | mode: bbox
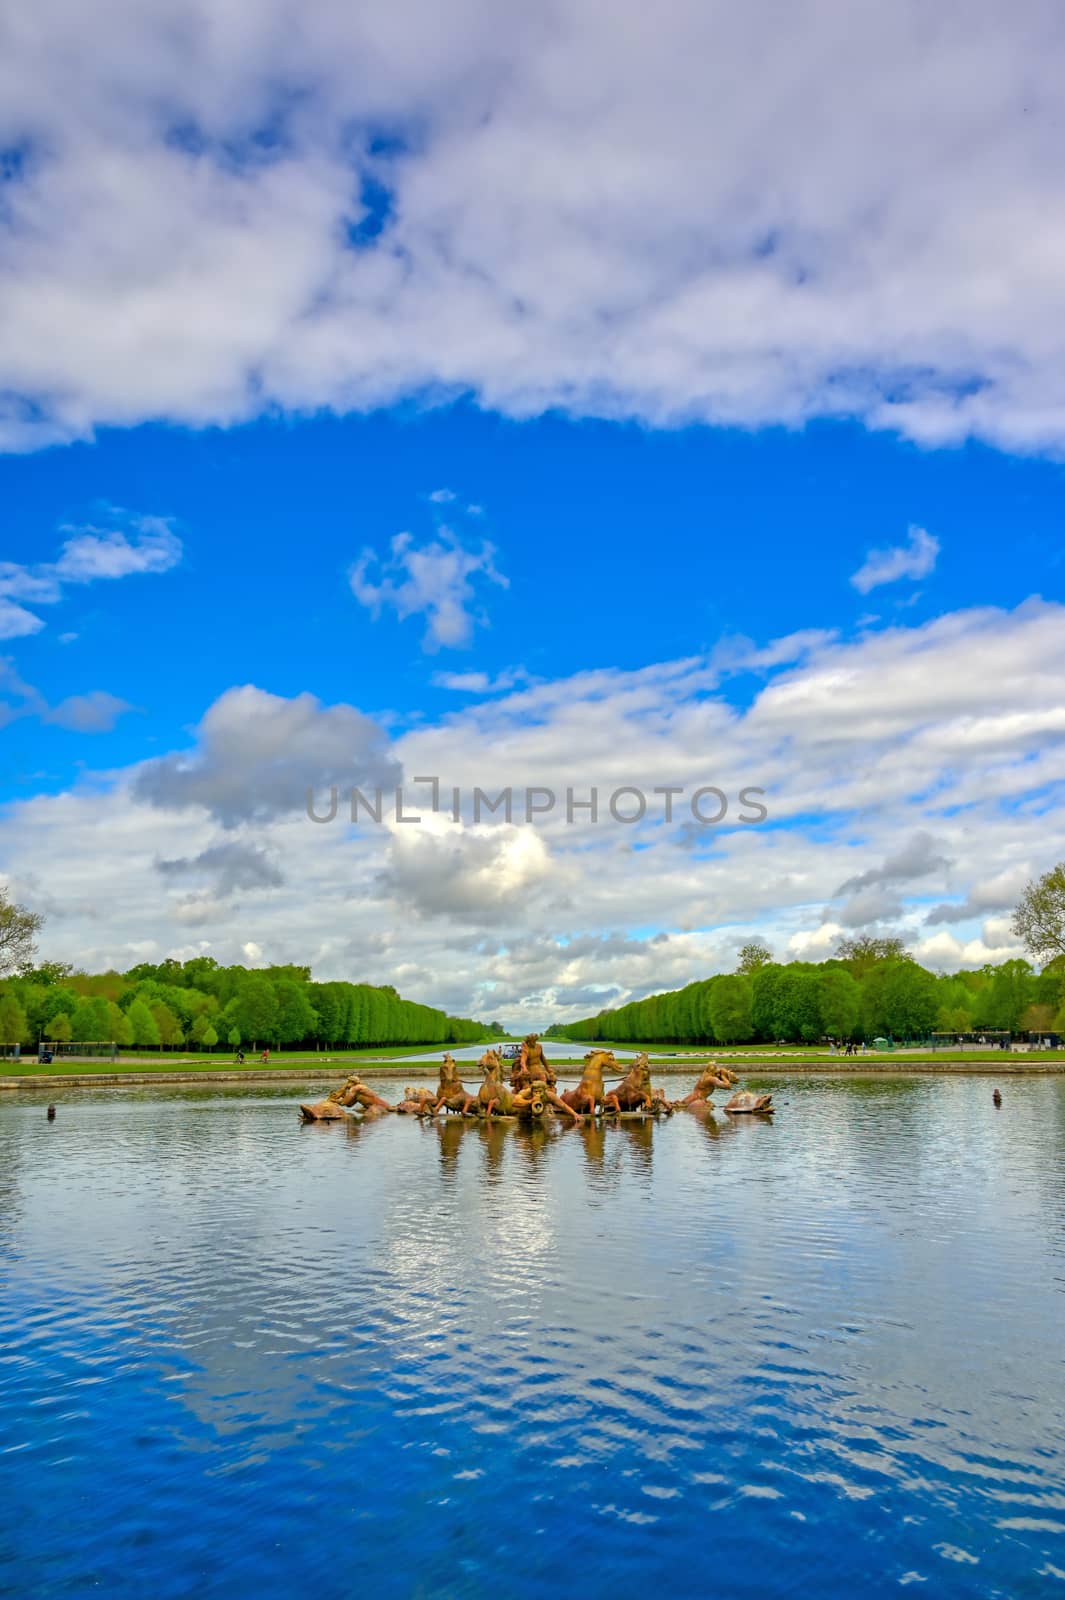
[350,528,507,650]
[851,526,940,594]
[0,509,182,634]
[381,811,555,922]
[53,514,181,582]
[0,657,133,733]
[0,597,46,640]
[3,596,1064,1018]
[43,690,132,733]
[3,5,1065,451]
[157,839,284,896]
[836,831,953,895]
[432,667,529,693]
[135,684,400,826]
[924,864,1032,926]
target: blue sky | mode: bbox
[2,1,1065,1022]
[5,411,1063,797]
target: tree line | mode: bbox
[0,954,500,1052]
[547,938,1065,1046]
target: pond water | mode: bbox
[2,1075,1064,1599]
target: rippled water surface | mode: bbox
[3,1075,1064,1598]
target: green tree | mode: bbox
[835,933,910,976]
[126,997,161,1049]
[150,1002,184,1049]
[190,1014,218,1050]
[708,975,754,1042]
[1012,864,1065,963]
[0,992,31,1046]
[70,996,111,1042]
[233,976,278,1048]
[772,968,823,1042]
[274,979,317,1045]
[736,941,773,976]
[818,967,860,1039]
[107,1001,133,1048]
[0,889,43,976]
[861,960,937,1039]
[49,1011,73,1042]
[984,959,1034,1033]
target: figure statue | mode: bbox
[506,1040,581,1121]
[671,1061,747,1112]
[671,1064,727,1113]
[514,1033,556,1089]
[300,1072,393,1121]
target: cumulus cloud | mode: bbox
[832,889,905,929]
[5,596,1065,1016]
[157,839,285,895]
[381,813,555,922]
[924,864,1031,925]
[5,5,1065,451]
[350,527,507,650]
[135,684,400,826]
[851,526,940,594]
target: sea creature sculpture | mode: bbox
[396,1086,437,1114]
[558,1050,615,1117]
[430,1053,477,1116]
[478,1051,517,1119]
[603,1052,657,1113]
[723,1090,773,1114]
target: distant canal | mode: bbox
[2,1074,1063,1598]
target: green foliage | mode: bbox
[49,1011,73,1042]
[708,975,754,1042]
[1012,863,1065,963]
[0,992,31,1046]
[150,1002,184,1049]
[126,998,161,1049]
[0,889,43,976]
[736,942,773,976]
[16,955,496,1051]
[561,947,1051,1046]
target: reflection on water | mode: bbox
[2,1075,1065,1600]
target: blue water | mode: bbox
[2,1075,1064,1598]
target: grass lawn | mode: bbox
[2,1043,501,1077]
[5,1038,1063,1080]
[546,1038,1065,1063]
